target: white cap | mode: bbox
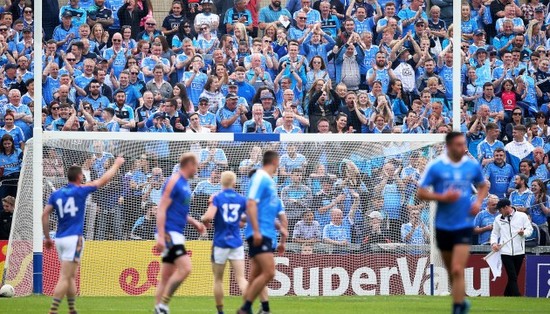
[368,211,383,220]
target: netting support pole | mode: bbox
[32,0,44,295]
[452,0,462,132]
[430,263,434,296]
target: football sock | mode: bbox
[216,304,224,314]
[68,297,76,312]
[261,301,270,312]
[452,303,464,314]
[241,300,253,312]
[49,297,62,314]
[161,295,171,305]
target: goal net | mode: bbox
[4,133,456,297]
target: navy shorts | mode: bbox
[436,228,473,252]
[246,236,273,258]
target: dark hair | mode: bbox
[445,131,464,145]
[171,82,192,113]
[67,165,83,182]
[0,134,14,154]
[519,159,535,176]
[531,178,547,196]
[263,150,279,166]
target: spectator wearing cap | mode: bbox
[258,0,292,31]
[0,195,14,240]
[194,0,219,35]
[224,80,249,109]
[224,0,253,34]
[490,198,533,296]
[532,6,546,31]
[521,0,545,23]
[242,103,273,133]
[256,88,279,130]
[59,0,88,29]
[470,48,492,87]
[148,112,174,133]
[53,11,79,53]
[196,96,217,132]
[362,209,391,245]
[398,0,428,36]
[216,92,248,133]
[292,210,321,244]
[16,26,33,58]
[390,35,420,96]
[82,79,110,114]
[108,89,135,131]
[469,29,488,56]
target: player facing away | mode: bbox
[154,153,206,314]
[238,150,288,314]
[417,132,488,314]
[201,171,248,314]
[42,157,125,314]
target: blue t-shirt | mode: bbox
[245,169,282,241]
[48,183,97,238]
[183,71,208,105]
[162,174,192,234]
[473,209,499,244]
[419,154,485,231]
[212,188,247,248]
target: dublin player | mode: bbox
[418,132,488,314]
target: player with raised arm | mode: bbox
[417,132,488,314]
[154,153,206,314]
[42,156,125,314]
[238,150,288,314]
[201,171,248,314]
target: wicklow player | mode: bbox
[238,151,288,314]
[154,153,206,314]
[201,171,248,314]
[42,157,125,314]
[417,132,488,314]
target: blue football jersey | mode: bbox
[212,189,247,248]
[419,155,485,231]
[245,169,283,241]
[162,174,192,234]
[48,183,97,238]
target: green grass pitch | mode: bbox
[1,295,548,313]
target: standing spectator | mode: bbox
[335,33,365,91]
[117,0,149,39]
[59,0,88,28]
[198,142,228,178]
[490,198,533,297]
[0,134,22,200]
[258,0,291,31]
[281,168,312,223]
[509,174,534,213]
[484,148,514,199]
[505,125,534,174]
[130,201,157,240]
[477,123,504,167]
[194,0,219,35]
[362,210,391,245]
[0,195,14,240]
[292,210,321,244]
[216,93,248,133]
[224,0,253,34]
[53,11,79,53]
[374,161,405,242]
[401,209,430,245]
[183,56,209,105]
[528,179,550,245]
[474,194,500,245]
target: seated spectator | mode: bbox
[130,201,157,240]
[292,210,321,243]
[193,168,222,197]
[0,195,14,240]
[509,174,534,213]
[400,209,430,245]
[362,210,391,245]
[484,148,514,199]
[187,112,211,133]
[216,93,249,133]
[0,112,24,150]
[473,194,500,245]
[198,141,228,178]
[528,179,550,245]
[274,110,302,134]
[242,103,273,133]
[525,212,541,247]
[322,208,353,251]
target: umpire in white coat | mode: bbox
[490,198,533,296]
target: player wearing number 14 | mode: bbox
[42,157,125,314]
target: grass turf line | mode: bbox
[1,295,548,313]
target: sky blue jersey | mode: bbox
[162,174,192,234]
[212,189,247,248]
[245,169,283,241]
[48,183,97,238]
[419,155,485,231]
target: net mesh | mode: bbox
[4,137,455,297]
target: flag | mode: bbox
[484,251,502,281]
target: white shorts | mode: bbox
[55,235,84,262]
[155,231,186,246]
[212,246,245,264]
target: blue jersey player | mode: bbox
[238,151,288,314]
[201,171,248,314]
[418,132,488,314]
[42,157,125,314]
[154,153,206,314]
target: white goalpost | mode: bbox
[3,131,460,297]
